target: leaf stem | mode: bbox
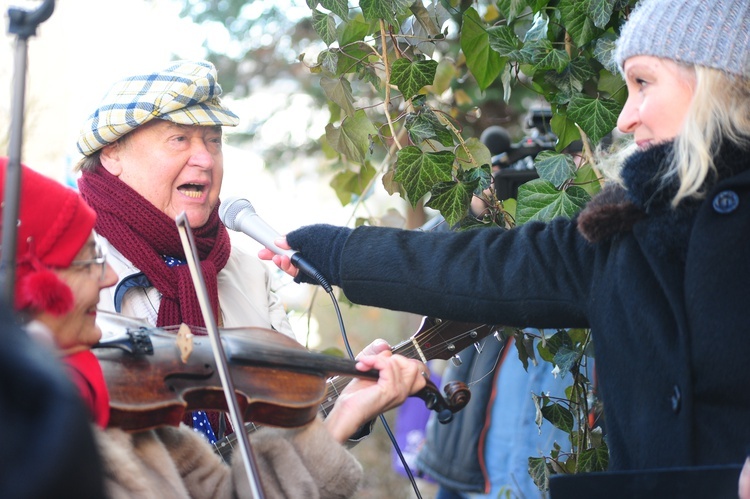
[380,19,401,152]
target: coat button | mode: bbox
[712,190,739,214]
[671,385,681,413]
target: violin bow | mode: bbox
[175,212,266,499]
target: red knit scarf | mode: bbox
[78,166,231,329]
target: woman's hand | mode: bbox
[258,237,300,278]
[323,341,428,443]
[257,225,352,287]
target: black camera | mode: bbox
[488,108,556,170]
[481,108,557,200]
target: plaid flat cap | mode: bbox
[77,60,239,156]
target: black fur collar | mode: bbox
[578,142,674,244]
[578,139,750,259]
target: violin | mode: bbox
[92,311,474,432]
[213,316,503,461]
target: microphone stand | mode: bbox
[1,0,56,307]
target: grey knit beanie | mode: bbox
[615,0,750,77]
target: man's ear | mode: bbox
[99,143,122,176]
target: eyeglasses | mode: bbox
[70,244,108,281]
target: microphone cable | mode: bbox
[302,270,424,499]
[325,287,424,499]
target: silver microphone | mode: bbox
[219,196,332,291]
[219,197,296,259]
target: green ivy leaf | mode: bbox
[391,58,438,100]
[567,327,590,345]
[338,14,371,46]
[312,9,337,45]
[516,180,591,224]
[550,113,581,152]
[501,64,513,103]
[426,180,476,227]
[381,169,399,196]
[394,146,454,206]
[594,33,619,74]
[515,330,532,371]
[329,162,377,205]
[532,391,545,427]
[430,59,458,95]
[597,68,627,104]
[357,64,381,89]
[559,0,601,47]
[528,457,551,492]
[320,76,356,118]
[554,346,582,378]
[544,57,596,101]
[531,0,549,12]
[534,45,571,74]
[405,110,453,146]
[325,109,378,164]
[515,330,540,371]
[524,11,549,42]
[461,8,504,90]
[497,0,529,22]
[499,196,516,221]
[574,163,602,197]
[320,0,349,21]
[519,38,551,67]
[456,137,492,170]
[458,164,492,195]
[360,0,411,26]
[589,426,605,448]
[535,151,577,188]
[578,445,610,473]
[567,94,621,145]
[488,25,524,61]
[537,329,573,363]
[317,49,339,75]
[411,94,427,110]
[541,402,575,433]
[336,43,372,75]
[587,0,616,29]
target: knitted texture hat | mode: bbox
[0,157,97,315]
[615,0,750,77]
[77,60,240,156]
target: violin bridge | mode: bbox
[176,323,194,364]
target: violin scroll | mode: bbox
[415,379,471,424]
[443,381,471,409]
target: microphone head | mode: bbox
[480,126,512,156]
[219,196,254,230]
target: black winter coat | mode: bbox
[336,142,750,472]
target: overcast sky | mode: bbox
[1,0,206,178]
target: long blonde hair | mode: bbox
[669,67,750,206]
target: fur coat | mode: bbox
[95,417,362,499]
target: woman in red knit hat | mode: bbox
[2,156,117,428]
[1,156,429,497]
